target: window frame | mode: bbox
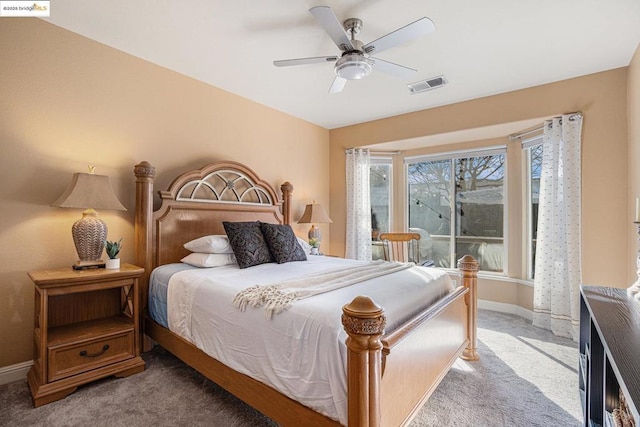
[404,146,508,274]
[522,135,544,281]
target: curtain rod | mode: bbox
[508,126,543,141]
[508,112,582,141]
[370,151,400,156]
[345,148,401,155]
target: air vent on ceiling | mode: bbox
[408,75,447,95]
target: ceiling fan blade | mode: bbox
[370,57,417,79]
[363,17,435,56]
[329,76,347,93]
[310,6,355,52]
[274,56,338,67]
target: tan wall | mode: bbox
[330,68,629,306]
[476,279,534,311]
[0,19,330,368]
[628,44,640,284]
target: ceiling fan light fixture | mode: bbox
[335,53,372,80]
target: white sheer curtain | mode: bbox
[345,148,372,261]
[533,114,583,341]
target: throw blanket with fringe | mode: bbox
[233,260,413,319]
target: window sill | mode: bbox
[442,268,534,287]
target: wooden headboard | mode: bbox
[133,160,293,290]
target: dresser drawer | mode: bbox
[48,330,134,382]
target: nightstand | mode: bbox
[27,264,145,407]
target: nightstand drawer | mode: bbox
[48,330,134,382]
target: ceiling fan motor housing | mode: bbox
[335,38,371,80]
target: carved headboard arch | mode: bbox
[134,160,293,290]
[161,161,281,206]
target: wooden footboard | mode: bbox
[134,160,479,427]
[342,256,479,427]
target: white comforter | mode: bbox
[167,256,454,425]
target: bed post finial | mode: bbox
[342,296,386,427]
[134,161,156,271]
[458,254,479,361]
[134,161,155,179]
[280,181,293,225]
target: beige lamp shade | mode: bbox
[52,172,127,211]
[52,171,127,269]
[297,203,333,225]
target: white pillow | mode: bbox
[183,235,234,254]
[181,253,237,268]
[296,236,313,254]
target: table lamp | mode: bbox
[298,202,332,254]
[52,166,127,269]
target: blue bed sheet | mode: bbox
[148,263,195,328]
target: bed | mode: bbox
[133,160,479,427]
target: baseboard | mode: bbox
[478,299,533,322]
[0,360,32,386]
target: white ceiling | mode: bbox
[44,0,640,130]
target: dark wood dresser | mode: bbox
[580,286,640,427]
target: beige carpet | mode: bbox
[0,310,582,426]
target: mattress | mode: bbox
[148,256,455,425]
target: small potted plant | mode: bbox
[308,237,320,255]
[104,238,122,269]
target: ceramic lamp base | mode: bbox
[308,225,322,254]
[72,208,107,264]
[308,225,321,241]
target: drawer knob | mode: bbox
[79,344,110,358]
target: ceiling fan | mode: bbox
[273,6,435,93]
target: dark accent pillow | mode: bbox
[222,221,273,269]
[260,223,307,264]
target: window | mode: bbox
[370,158,392,261]
[524,136,543,279]
[406,148,506,272]
[370,158,392,239]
